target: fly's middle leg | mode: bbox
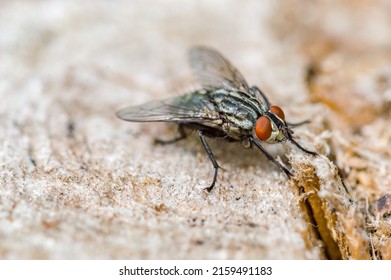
[154,125,186,145]
[198,130,220,193]
[250,86,271,107]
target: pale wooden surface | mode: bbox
[1,0,390,259]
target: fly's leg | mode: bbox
[198,130,220,192]
[288,136,318,156]
[154,125,186,145]
[250,86,271,107]
[286,120,310,128]
[250,138,293,178]
[250,86,310,129]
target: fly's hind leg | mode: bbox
[198,130,220,193]
[154,125,186,145]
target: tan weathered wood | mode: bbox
[1,0,390,259]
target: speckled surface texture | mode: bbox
[1,0,390,259]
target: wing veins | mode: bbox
[189,46,250,92]
[116,93,220,123]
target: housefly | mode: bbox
[117,47,317,192]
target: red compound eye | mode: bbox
[270,105,285,121]
[255,116,272,141]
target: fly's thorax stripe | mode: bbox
[225,115,254,130]
[213,90,265,113]
[211,90,262,130]
[230,90,267,111]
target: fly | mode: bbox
[116,46,317,192]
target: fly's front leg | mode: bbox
[288,136,318,156]
[198,130,220,192]
[286,120,310,128]
[154,125,186,145]
[250,138,292,178]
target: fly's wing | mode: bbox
[116,91,221,125]
[189,46,251,92]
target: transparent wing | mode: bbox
[189,46,250,92]
[116,91,220,124]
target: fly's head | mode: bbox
[253,105,291,143]
[252,105,318,156]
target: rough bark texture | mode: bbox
[1,0,390,259]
